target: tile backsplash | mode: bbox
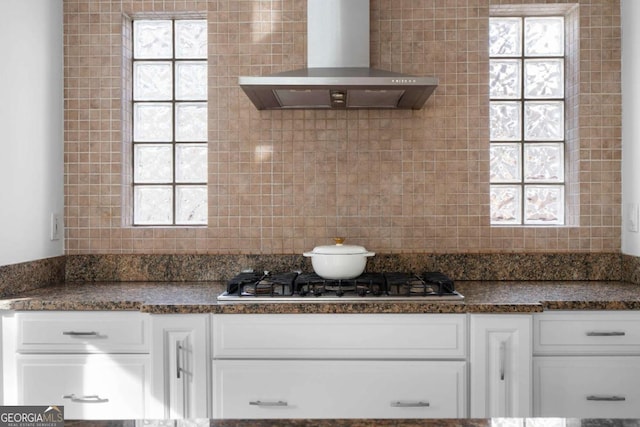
[63,0,621,255]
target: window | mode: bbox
[132,19,208,226]
[489,16,565,225]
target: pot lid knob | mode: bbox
[333,237,345,245]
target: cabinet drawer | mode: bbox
[212,313,466,359]
[212,360,467,419]
[16,311,150,353]
[533,356,640,417]
[17,354,150,419]
[534,312,640,355]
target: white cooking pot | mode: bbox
[303,238,375,280]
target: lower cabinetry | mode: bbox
[469,314,532,417]
[533,311,640,418]
[534,356,640,417]
[2,311,151,419]
[16,354,149,420]
[6,308,640,419]
[3,311,210,420]
[213,359,466,419]
[149,314,209,419]
[211,313,468,419]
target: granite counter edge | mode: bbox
[7,300,640,313]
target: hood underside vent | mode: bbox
[238,0,438,110]
[239,68,438,110]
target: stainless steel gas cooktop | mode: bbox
[217,271,464,303]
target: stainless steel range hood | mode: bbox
[238,0,438,110]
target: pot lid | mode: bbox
[309,238,370,255]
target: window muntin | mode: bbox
[132,19,208,226]
[489,16,565,225]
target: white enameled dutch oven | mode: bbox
[303,238,375,280]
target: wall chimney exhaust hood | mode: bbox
[238,0,438,110]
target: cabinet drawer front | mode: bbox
[534,312,640,355]
[17,354,150,420]
[212,360,467,419]
[16,311,149,353]
[533,356,640,418]
[212,313,466,359]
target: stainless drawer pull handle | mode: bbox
[63,394,109,403]
[249,400,288,407]
[62,331,98,336]
[586,395,626,402]
[499,341,506,381]
[176,342,182,379]
[586,331,626,337]
[391,401,430,408]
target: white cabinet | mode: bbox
[533,311,640,355]
[15,311,149,353]
[211,313,468,419]
[534,356,640,417]
[533,311,640,417]
[17,354,149,419]
[212,313,466,359]
[469,314,532,417]
[150,314,209,419]
[213,360,466,419]
[3,311,151,419]
[9,307,640,419]
[0,312,4,404]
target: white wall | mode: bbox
[622,0,640,255]
[0,0,64,266]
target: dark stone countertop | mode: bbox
[61,418,640,427]
[1,280,639,313]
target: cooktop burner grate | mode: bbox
[218,270,464,302]
[295,272,386,297]
[227,271,297,297]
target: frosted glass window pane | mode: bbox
[490,18,522,57]
[134,144,173,183]
[176,186,207,225]
[176,144,207,183]
[490,101,522,141]
[134,62,172,101]
[524,143,564,182]
[134,103,173,142]
[134,186,173,225]
[175,103,207,141]
[524,185,564,224]
[490,59,521,99]
[524,59,564,99]
[175,20,207,59]
[524,17,564,56]
[490,185,522,225]
[134,20,172,59]
[132,18,209,226]
[524,101,564,141]
[176,62,207,100]
[490,143,521,183]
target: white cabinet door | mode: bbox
[534,356,640,417]
[534,311,640,355]
[212,360,467,419]
[17,354,150,420]
[212,313,466,359]
[16,311,150,353]
[469,314,532,417]
[150,314,209,419]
